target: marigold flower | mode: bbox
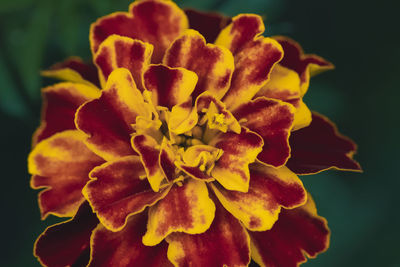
[28,0,361,266]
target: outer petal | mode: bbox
[249,194,330,267]
[88,213,173,267]
[211,164,306,231]
[90,0,188,62]
[164,29,234,100]
[41,56,100,87]
[83,156,170,232]
[34,202,99,267]
[32,82,100,146]
[287,113,361,174]
[131,134,166,192]
[273,36,334,95]
[209,128,264,192]
[144,64,198,109]
[28,130,104,219]
[76,68,151,161]
[94,35,153,89]
[234,97,295,167]
[166,196,250,267]
[142,179,216,246]
[184,9,231,43]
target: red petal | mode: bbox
[94,35,153,89]
[76,68,151,161]
[166,196,250,267]
[249,195,330,267]
[184,9,231,43]
[28,130,104,219]
[234,97,295,167]
[32,83,100,146]
[88,213,173,267]
[83,156,170,231]
[164,30,234,100]
[34,202,99,267]
[287,113,361,174]
[90,0,188,62]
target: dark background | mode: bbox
[1,0,398,266]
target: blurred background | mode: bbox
[1,0,398,266]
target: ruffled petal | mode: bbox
[273,36,334,95]
[94,35,153,89]
[234,97,295,167]
[131,134,166,192]
[142,179,216,246]
[209,128,263,192]
[32,82,100,146]
[28,130,104,219]
[41,56,100,87]
[184,9,231,43]
[83,156,170,231]
[159,137,177,181]
[287,113,361,174]
[90,0,188,62]
[249,194,330,267]
[76,68,151,161]
[88,213,173,267]
[166,197,250,267]
[164,30,234,100]
[144,64,198,109]
[34,202,99,267]
[211,164,306,231]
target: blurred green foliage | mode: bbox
[0,0,398,266]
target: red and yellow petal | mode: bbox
[34,202,99,267]
[184,9,231,43]
[249,194,330,267]
[144,64,198,109]
[234,97,295,167]
[159,137,177,182]
[164,29,234,100]
[209,128,263,192]
[94,35,153,89]
[211,164,306,231]
[32,82,100,146]
[76,68,151,161]
[28,130,104,219]
[90,0,188,63]
[142,179,216,246]
[83,156,170,232]
[88,213,173,267]
[166,196,250,267]
[41,56,100,87]
[287,113,361,175]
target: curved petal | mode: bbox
[273,36,334,95]
[159,137,177,182]
[90,0,188,62]
[234,97,295,167]
[287,112,361,175]
[144,64,198,109]
[41,56,100,87]
[164,29,234,100]
[209,128,263,192]
[94,35,153,89]
[83,156,170,232]
[88,213,173,267]
[76,68,151,161]
[211,164,306,231]
[249,194,330,267]
[184,9,231,43]
[28,130,104,219]
[166,196,250,267]
[34,202,99,267]
[142,179,216,246]
[32,82,100,146]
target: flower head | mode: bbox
[29,0,361,266]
